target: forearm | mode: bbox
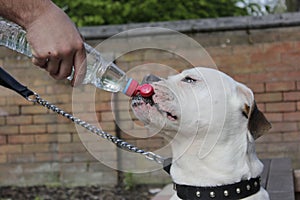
[0,0,52,29]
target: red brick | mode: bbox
[33,114,58,124]
[95,102,112,112]
[283,132,300,142]
[20,125,46,134]
[35,153,57,162]
[57,153,72,162]
[57,134,72,143]
[101,112,115,122]
[255,92,282,103]
[266,102,296,112]
[72,133,81,142]
[264,42,294,54]
[248,83,265,93]
[6,115,32,125]
[270,122,298,132]
[281,51,300,66]
[58,143,86,153]
[256,103,265,112]
[266,81,296,92]
[73,152,95,162]
[8,135,34,144]
[0,135,6,145]
[0,106,19,116]
[250,71,300,83]
[256,133,282,143]
[250,51,280,64]
[5,96,32,106]
[47,124,76,133]
[232,74,250,83]
[298,102,300,110]
[0,117,5,125]
[284,91,300,101]
[57,115,74,124]
[264,113,283,122]
[267,142,299,152]
[208,46,233,56]
[99,122,116,131]
[297,81,300,90]
[0,97,5,106]
[23,144,50,153]
[0,126,19,135]
[0,145,22,153]
[217,55,250,72]
[21,105,47,115]
[34,134,58,143]
[283,112,300,121]
[8,153,35,163]
[0,154,6,163]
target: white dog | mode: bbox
[131,67,271,200]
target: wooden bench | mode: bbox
[152,158,295,200]
[262,158,295,200]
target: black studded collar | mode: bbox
[173,177,261,200]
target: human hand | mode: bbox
[24,2,86,86]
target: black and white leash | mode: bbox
[0,67,165,165]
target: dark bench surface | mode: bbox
[261,158,295,200]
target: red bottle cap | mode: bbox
[136,84,154,98]
[123,79,154,97]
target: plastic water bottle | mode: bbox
[0,19,154,97]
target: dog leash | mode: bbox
[0,67,165,165]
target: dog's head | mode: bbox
[131,67,271,141]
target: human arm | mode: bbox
[0,0,86,86]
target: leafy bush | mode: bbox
[52,0,250,26]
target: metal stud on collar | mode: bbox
[224,190,229,197]
[209,191,216,198]
[196,191,201,197]
[247,184,251,190]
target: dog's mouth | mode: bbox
[132,94,154,106]
[131,94,178,121]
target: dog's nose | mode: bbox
[142,74,162,84]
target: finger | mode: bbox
[51,55,73,80]
[32,57,48,67]
[72,47,87,87]
[46,57,61,77]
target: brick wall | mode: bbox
[1,13,300,186]
[0,49,118,186]
[203,27,300,168]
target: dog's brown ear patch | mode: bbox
[248,102,272,140]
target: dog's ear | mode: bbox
[238,84,271,140]
[243,101,272,140]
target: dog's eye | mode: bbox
[182,76,197,83]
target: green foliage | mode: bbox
[123,172,136,190]
[52,0,251,26]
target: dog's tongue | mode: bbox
[134,84,154,97]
